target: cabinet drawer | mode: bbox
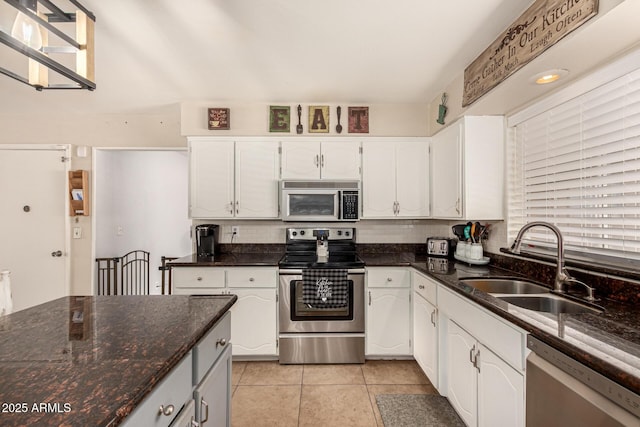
[173,267,225,289]
[367,268,411,288]
[193,311,232,384]
[123,352,192,427]
[439,286,526,371]
[226,267,277,288]
[412,270,437,305]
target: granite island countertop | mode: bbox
[169,252,283,267]
[0,294,236,427]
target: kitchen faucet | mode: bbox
[510,221,595,301]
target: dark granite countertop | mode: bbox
[168,252,283,267]
[0,294,236,427]
[396,256,640,396]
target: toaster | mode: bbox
[426,237,457,258]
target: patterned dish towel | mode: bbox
[302,269,349,309]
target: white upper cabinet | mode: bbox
[362,139,429,218]
[190,139,235,218]
[280,139,361,180]
[431,116,504,220]
[189,138,280,219]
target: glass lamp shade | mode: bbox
[11,11,43,50]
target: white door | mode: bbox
[431,123,462,218]
[189,140,234,218]
[0,147,68,311]
[235,141,280,218]
[228,288,277,355]
[280,140,321,179]
[395,141,429,217]
[362,141,397,217]
[478,344,524,427]
[366,287,411,355]
[447,320,478,427]
[320,140,361,179]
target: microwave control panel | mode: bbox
[342,191,359,220]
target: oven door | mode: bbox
[279,271,364,333]
[281,189,340,222]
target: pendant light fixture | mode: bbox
[10,0,43,50]
[0,0,96,90]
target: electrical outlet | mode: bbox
[231,226,240,237]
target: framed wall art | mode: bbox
[348,106,369,133]
[308,105,329,133]
[269,106,291,132]
[208,108,230,130]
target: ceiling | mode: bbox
[0,0,639,116]
[0,0,536,114]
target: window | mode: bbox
[508,68,640,262]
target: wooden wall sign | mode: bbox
[208,108,230,130]
[308,106,329,133]
[348,106,369,133]
[269,106,290,132]
[463,0,599,107]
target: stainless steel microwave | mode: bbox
[280,180,360,222]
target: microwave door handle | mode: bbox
[337,191,342,220]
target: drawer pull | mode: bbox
[249,277,255,282]
[418,285,425,289]
[216,338,227,347]
[158,404,174,416]
[387,277,392,282]
[197,277,203,281]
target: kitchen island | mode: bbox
[0,294,236,427]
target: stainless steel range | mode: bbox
[278,227,365,364]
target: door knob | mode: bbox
[51,250,63,257]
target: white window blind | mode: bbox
[509,68,640,261]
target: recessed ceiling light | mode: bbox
[531,69,569,85]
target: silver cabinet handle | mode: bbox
[201,398,209,423]
[396,202,400,215]
[469,344,476,365]
[229,201,234,214]
[51,250,62,257]
[418,285,425,289]
[197,277,203,281]
[314,154,319,167]
[455,198,461,214]
[321,154,324,167]
[386,277,393,282]
[249,277,255,282]
[430,309,436,326]
[158,404,174,416]
[475,348,481,373]
[216,338,227,347]
[368,291,371,306]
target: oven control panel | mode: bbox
[287,228,355,241]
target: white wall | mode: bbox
[95,150,191,293]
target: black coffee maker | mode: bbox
[195,224,219,257]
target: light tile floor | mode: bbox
[231,360,438,427]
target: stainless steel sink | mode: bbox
[459,278,550,294]
[497,295,604,314]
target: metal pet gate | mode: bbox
[96,250,150,295]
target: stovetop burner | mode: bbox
[278,227,364,269]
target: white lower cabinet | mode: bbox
[366,267,412,356]
[172,266,278,357]
[194,345,232,427]
[228,288,277,355]
[412,291,438,388]
[445,320,524,427]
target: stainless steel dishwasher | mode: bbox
[526,336,640,426]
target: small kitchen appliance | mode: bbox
[195,224,219,257]
[280,180,360,222]
[426,237,456,258]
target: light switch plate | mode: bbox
[73,227,82,239]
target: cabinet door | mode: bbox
[281,140,321,179]
[235,141,280,218]
[320,140,361,179]
[477,344,524,427]
[395,141,430,217]
[446,320,478,427]
[366,288,411,355]
[190,140,235,218]
[362,141,397,217]
[195,345,232,427]
[228,288,277,356]
[413,293,438,389]
[431,123,462,218]
[169,399,196,427]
